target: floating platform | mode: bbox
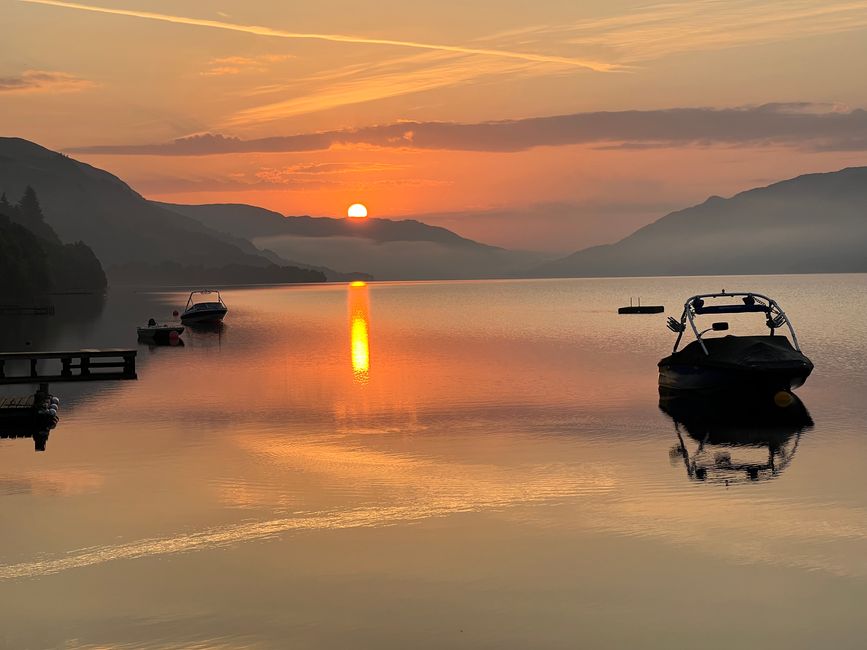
[618,305,664,314]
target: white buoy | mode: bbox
[50,396,60,406]
[48,407,57,417]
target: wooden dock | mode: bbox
[0,349,137,385]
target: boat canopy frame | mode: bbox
[184,290,226,311]
[667,291,802,355]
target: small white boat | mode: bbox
[137,318,184,342]
[181,290,228,324]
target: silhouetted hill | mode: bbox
[0,138,355,285]
[0,138,275,270]
[161,202,549,280]
[531,167,867,277]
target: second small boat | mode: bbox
[180,290,228,325]
[137,318,184,344]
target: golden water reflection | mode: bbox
[348,282,371,383]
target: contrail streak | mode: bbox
[18,0,621,72]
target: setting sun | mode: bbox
[347,203,368,218]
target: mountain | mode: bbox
[161,202,499,247]
[0,138,333,284]
[0,138,297,269]
[162,202,550,281]
[531,167,867,278]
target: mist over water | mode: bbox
[2,276,867,649]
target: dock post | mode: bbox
[29,358,38,378]
[35,382,50,404]
[122,352,136,378]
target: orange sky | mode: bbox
[4,0,867,250]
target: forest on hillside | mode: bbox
[0,187,107,297]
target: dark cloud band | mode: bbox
[69,104,867,156]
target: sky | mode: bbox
[4,0,867,252]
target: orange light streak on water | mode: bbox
[349,282,371,383]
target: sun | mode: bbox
[347,203,368,218]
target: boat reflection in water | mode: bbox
[660,389,813,484]
[348,281,371,384]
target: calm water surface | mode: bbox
[1,276,866,649]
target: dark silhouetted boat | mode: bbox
[180,290,228,324]
[658,291,813,393]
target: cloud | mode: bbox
[257,161,404,178]
[220,51,539,127]
[488,0,867,63]
[201,54,293,76]
[69,103,867,156]
[130,162,440,194]
[18,0,620,72]
[0,69,95,94]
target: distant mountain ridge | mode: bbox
[163,202,548,281]
[531,166,867,278]
[158,202,502,250]
[0,137,274,269]
[0,138,341,284]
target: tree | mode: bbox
[12,186,60,244]
[17,185,44,222]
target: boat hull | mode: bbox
[658,335,813,394]
[658,363,811,393]
[180,309,227,324]
[137,325,184,344]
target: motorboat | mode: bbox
[137,318,184,344]
[660,389,812,483]
[180,290,228,324]
[658,291,813,393]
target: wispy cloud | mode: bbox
[221,51,538,128]
[128,161,438,194]
[0,69,95,94]
[490,0,867,63]
[257,161,404,177]
[201,54,294,76]
[18,0,621,72]
[69,103,867,155]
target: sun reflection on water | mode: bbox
[348,282,371,383]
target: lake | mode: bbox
[2,276,867,649]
